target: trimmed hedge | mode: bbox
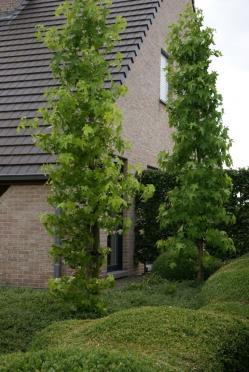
[201,254,249,305]
[0,287,95,355]
[135,168,249,264]
[201,302,249,321]
[0,279,201,356]
[1,255,249,371]
[0,348,157,372]
[29,306,249,371]
[135,170,176,265]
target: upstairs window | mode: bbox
[160,51,168,103]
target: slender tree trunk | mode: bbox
[86,223,101,278]
[197,240,204,282]
[92,223,101,277]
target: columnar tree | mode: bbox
[158,6,235,281]
[21,0,149,312]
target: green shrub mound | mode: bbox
[0,287,88,355]
[0,280,202,356]
[106,276,201,313]
[201,254,249,304]
[152,249,221,281]
[30,306,249,371]
[0,348,159,372]
[201,302,249,321]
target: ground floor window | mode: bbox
[107,231,123,272]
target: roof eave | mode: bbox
[0,174,47,182]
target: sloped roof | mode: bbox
[0,0,163,180]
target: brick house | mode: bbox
[0,0,193,287]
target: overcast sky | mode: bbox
[195,0,249,168]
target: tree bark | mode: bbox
[197,239,204,282]
[86,223,101,278]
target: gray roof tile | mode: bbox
[0,0,162,179]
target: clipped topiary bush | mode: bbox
[0,287,94,355]
[201,254,249,305]
[152,248,221,281]
[200,302,249,321]
[0,348,158,372]
[29,306,249,371]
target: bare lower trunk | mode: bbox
[197,240,204,282]
[86,223,101,278]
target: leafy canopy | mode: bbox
[158,6,235,278]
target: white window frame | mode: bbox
[160,51,168,104]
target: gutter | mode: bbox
[0,175,47,182]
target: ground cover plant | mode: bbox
[0,277,201,356]
[0,349,158,372]
[201,253,249,305]
[23,306,249,371]
[0,287,78,355]
[1,254,249,370]
[106,275,201,313]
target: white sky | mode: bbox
[195,0,249,168]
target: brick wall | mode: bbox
[0,184,53,287]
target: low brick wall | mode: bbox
[0,183,139,287]
[0,184,53,288]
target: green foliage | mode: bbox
[224,169,249,257]
[201,302,249,321]
[152,248,197,281]
[203,253,222,278]
[1,256,249,371]
[158,6,235,280]
[135,168,249,265]
[0,287,80,355]
[106,277,201,313]
[0,279,201,356]
[20,0,145,312]
[30,306,249,371]
[135,170,176,265]
[152,249,221,281]
[0,348,158,372]
[201,254,249,305]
